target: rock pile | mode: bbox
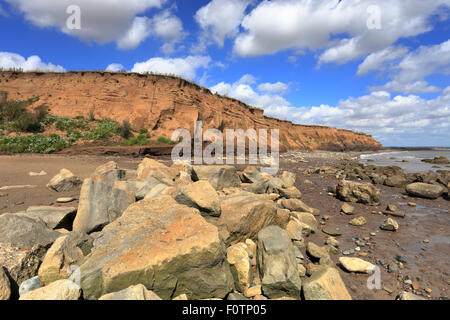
[0,159,356,301]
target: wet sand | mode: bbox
[0,151,448,300]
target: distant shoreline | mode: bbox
[383,147,450,151]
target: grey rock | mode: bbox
[19,276,42,296]
[257,226,301,299]
[0,213,61,250]
[406,183,445,199]
[193,165,241,190]
[0,266,12,300]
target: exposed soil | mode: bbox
[0,151,448,300]
[0,71,382,152]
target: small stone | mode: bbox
[387,263,398,273]
[29,171,47,176]
[386,204,398,212]
[383,287,393,294]
[408,202,417,207]
[350,217,367,226]
[395,255,408,263]
[370,232,376,236]
[423,239,430,243]
[404,279,413,285]
[322,227,342,236]
[298,264,306,277]
[380,218,399,231]
[56,197,76,203]
[341,203,355,215]
[425,288,432,293]
[412,283,420,291]
[244,285,261,298]
[19,276,43,296]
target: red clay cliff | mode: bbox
[0,71,382,152]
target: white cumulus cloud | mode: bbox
[105,63,125,72]
[233,0,449,65]
[194,0,252,52]
[5,0,174,50]
[131,55,211,80]
[0,52,65,72]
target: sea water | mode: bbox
[360,150,450,173]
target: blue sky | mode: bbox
[0,0,449,147]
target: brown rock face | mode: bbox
[0,71,382,152]
[79,196,234,300]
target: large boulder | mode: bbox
[218,194,279,245]
[336,180,380,206]
[0,213,61,250]
[194,165,241,190]
[405,183,445,199]
[0,267,11,300]
[99,284,162,300]
[114,177,162,200]
[0,243,41,288]
[38,232,93,285]
[384,175,408,188]
[19,279,81,300]
[73,179,135,233]
[79,196,234,300]
[137,158,169,178]
[91,161,126,185]
[18,206,77,230]
[302,266,352,300]
[240,166,264,183]
[174,180,221,217]
[257,226,301,299]
[46,169,82,192]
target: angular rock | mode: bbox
[0,267,12,300]
[46,169,82,192]
[38,232,93,285]
[405,183,445,199]
[380,218,399,231]
[340,203,355,215]
[219,194,279,245]
[227,292,250,300]
[193,165,240,190]
[257,226,301,299]
[307,242,330,260]
[73,178,135,233]
[384,175,408,188]
[285,219,307,241]
[302,266,352,300]
[0,243,41,287]
[290,211,318,232]
[91,161,126,185]
[279,186,302,199]
[227,243,252,292]
[114,177,162,200]
[79,196,234,300]
[336,180,380,206]
[137,158,169,179]
[397,291,425,300]
[349,216,367,226]
[19,279,81,300]
[279,199,315,214]
[19,276,42,296]
[280,171,296,187]
[339,257,375,273]
[99,284,162,300]
[174,180,221,217]
[241,166,264,183]
[20,206,77,230]
[0,213,61,250]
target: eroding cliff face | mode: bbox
[0,71,382,152]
